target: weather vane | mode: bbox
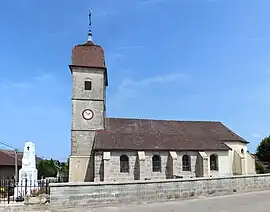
[88,9,93,41]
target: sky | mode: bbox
[0,0,269,161]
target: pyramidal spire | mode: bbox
[88,9,93,42]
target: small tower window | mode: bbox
[84,81,92,90]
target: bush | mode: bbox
[0,187,7,198]
[256,161,265,174]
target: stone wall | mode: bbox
[50,174,270,210]
[0,204,50,212]
[247,153,256,175]
[94,150,234,182]
[69,67,106,183]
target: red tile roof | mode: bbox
[0,150,43,166]
[70,40,108,86]
[0,150,23,166]
[71,41,105,69]
[94,118,248,151]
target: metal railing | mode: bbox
[0,178,50,204]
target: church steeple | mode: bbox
[70,10,108,84]
[69,10,108,182]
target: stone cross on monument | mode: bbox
[19,141,38,185]
[14,141,38,198]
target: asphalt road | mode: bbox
[92,190,270,212]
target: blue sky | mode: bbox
[0,0,269,161]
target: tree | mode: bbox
[256,136,270,161]
[37,159,58,179]
[36,158,69,181]
[255,161,265,174]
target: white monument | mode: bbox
[14,141,38,198]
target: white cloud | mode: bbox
[116,45,145,51]
[32,72,53,81]
[106,45,146,66]
[0,80,32,90]
[119,72,188,90]
[248,37,266,42]
[106,52,125,68]
[109,72,189,110]
[140,0,165,5]
[252,133,262,139]
[0,80,30,92]
[95,10,114,18]
[1,73,50,90]
[9,82,32,88]
[44,31,71,38]
[0,72,55,96]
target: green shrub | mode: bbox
[256,161,265,174]
[0,187,7,198]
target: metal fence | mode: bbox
[0,178,50,204]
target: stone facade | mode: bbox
[50,174,270,209]
[69,67,106,182]
[93,150,252,182]
[0,205,50,212]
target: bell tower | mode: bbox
[69,10,108,182]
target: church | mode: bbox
[68,18,256,183]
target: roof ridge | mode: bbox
[0,149,23,160]
[106,117,221,123]
[218,123,248,143]
[0,150,15,161]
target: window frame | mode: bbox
[84,81,92,90]
[120,154,129,173]
[152,154,161,172]
[210,154,219,171]
[182,154,191,171]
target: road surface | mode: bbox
[92,190,270,212]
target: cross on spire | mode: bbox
[88,9,93,41]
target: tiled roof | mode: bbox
[0,150,43,166]
[0,150,23,166]
[94,118,248,151]
[71,41,105,69]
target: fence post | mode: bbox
[46,180,49,194]
[0,179,2,203]
[7,179,10,204]
[25,178,28,196]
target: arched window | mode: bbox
[241,149,244,154]
[120,155,129,173]
[210,154,218,171]
[182,155,191,171]
[152,155,161,172]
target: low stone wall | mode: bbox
[50,174,270,210]
[0,204,50,212]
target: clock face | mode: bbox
[82,109,94,120]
